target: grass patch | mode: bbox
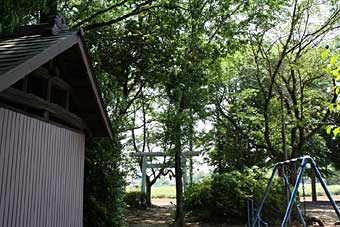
[152,185,176,198]
[298,183,340,196]
[128,184,340,199]
[126,185,176,198]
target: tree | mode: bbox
[210,0,340,173]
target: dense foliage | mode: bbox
[84,138,127,227]
[124,191,147,209]
[184,167,286,224]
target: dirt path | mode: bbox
[303,201,340,226]
[125,206,241,227]
[126,206,175,227]
[126,198,340,227]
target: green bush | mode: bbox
[184,167,286,224]
[124,191,147,209]
[83,138,127,227]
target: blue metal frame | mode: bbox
[249,156,340,227]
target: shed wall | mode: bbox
[0,107,85,227]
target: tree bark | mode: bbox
[311,171,317,202]
[189,109,194,185]
[146,176,152,207]
[173,111,184,227]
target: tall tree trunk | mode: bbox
[189,109,194,185]
[146,176,152,207]
[173,112,184,227]
[311,171,317,202]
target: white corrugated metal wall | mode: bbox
[0,107,85,227]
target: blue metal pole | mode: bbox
[296,205,306,227]
[282,174,306,227]
[251,165,278,227]
[247,199,252,227]
[309,157,340,219]
[281,157,307,227]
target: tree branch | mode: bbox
[83,1,157,30]
[72,0,129,28]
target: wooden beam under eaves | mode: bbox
[0,87,86,130]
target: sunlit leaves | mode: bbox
[321,49,330,60]
[330,55,338,65]
[334,127,340,137]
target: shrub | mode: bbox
[83,138,127,227]
[124,191,147,209]
[184,167,286,224]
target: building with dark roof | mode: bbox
[0,22,112,226]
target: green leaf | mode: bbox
[321,49,330,60]
[329,104,334,112]
[332,69,340,77]
[326,67,332,74]
[330,55,339,65]
[326,126,332,135]
[336,87,340,95]
[334,127,340,137]
[337,103,340,111]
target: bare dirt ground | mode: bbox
[126,198,240,227]
[126,198,340,227]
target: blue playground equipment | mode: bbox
[247,156,340,227]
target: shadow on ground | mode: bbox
[126,198,340,227]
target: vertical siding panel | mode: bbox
[57,126,63,226]
[52,126,59,227]
[11,114,25,227]
[57,127,63,226]
[37,119,46,227]
[36,123,47,227]
[3,111,18,227]
[79,135,84,227]
[1,110,12,226]
[73,133,79,226]
[72,133,79,227]
[0,108,86,227]
[9,112,22,227]
[74,135,79,227]
[29,118,40,227]
[45,123,52,227]
[15,114,28,227]
[0,109,10,226]
[41,122,48,227]
[71,132,77,227]
[46,124,53,227]
[25,117,35,227]
[66,130,71,227]
[0,109,9,214]
[51,126,58,227]
[20,115,31,227]
[80,135,85,227]
[62,129,68,227]
[40,123,46,227]
[27,118,36,227]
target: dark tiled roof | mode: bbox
[0,31,78,92]
[0,30,113,138]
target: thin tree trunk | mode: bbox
[146,177,152,207]
[311,171,317,202]
[173,112,184,227]
[189,110,194,185]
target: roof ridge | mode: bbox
[0,15,69,39]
